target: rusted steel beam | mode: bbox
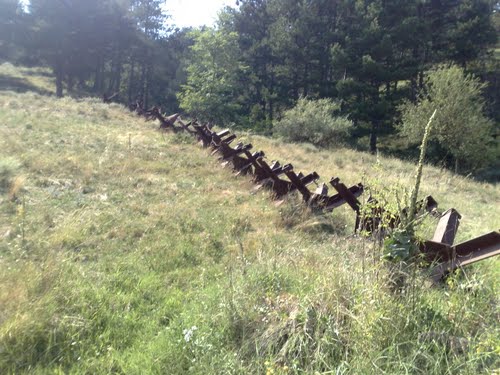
[283,166,319,202]
[215,129,230,138]
[399,195,439,219]
[191,124,212,147]
[431,208,461,246]
[241,150,267,179]
[219,143,253,162]
[253,159,286,183]
[421,230,499,263]
[211,133,237,150]
[311,183,364,212]
[330,177,362,213]
[429,230,500,281]
[212,140,239,159]
[255,159,294,198]
[130,100,145,115]
[330,177,366,231]
[147,108,182,131]
[234,151,265,176]
[419,240,451,263]
[314,183,329,197]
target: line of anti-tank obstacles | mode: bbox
[127,100,499,282]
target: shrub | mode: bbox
[273,97,352,147]
[398,64,494,172]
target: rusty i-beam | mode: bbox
[254,159,295,198]
[283,166,320,202]
[309,182,364,212]
[234,151,265,176]
[425,230,500,281]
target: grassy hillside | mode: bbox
[0,64,499,374]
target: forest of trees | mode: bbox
[1,0,498,175]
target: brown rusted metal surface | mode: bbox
[145,107,182,131]
[211,134,237,150]
[283,166,320,202]
[255,159,293,197]
[253,159,286,183]
[309,183,364,212]
[330,177,366,231]
[429,230,500,281]
[432,208,461,245]
[214,142,252,162]
[330,177,362,213]
[191,122,214,147]
[234,151,265,176]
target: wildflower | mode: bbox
[183,326,198,342]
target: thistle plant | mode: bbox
[383,109,437,262]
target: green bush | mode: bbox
[398,65,494,172]
[273,97,352,147]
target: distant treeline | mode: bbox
[1,0,498,174]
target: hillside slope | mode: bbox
[0,66,499,374]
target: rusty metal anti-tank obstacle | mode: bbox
[126,103,499,282]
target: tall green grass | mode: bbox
[0,66,498,374]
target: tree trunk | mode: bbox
[143,63,150,109]
[369,121,378,154]
[128,59,135,104]
[55,58,64,98]
[67,74,75,92]
[93,58,104,93]
[139,62,146,104]
[418,70,424,90]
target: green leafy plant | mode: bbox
[398,65,494,172]
[383,110,437,262]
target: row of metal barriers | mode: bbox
[127,101,499,282]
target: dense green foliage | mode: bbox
[274,97,352,147]
[178,29,246,125]
[399,65,495,172]
[0,0,498,172]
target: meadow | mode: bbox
[0,63,498,374]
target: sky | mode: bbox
[164,0,236,28]
[19,1,238,29]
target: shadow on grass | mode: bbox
[0,74,53,95]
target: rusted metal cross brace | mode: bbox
[329,177,366,231]
[220,142,253,160]
[143,107,158,121]
[129,100,145,115]
[420,208,462,261]
[211,130,237,150]
[254,159,295,198]
[190,122,214,147]
[282,166,320,202]
[175,118,197,135]
[309,182,364,212]
[147,108,182,131]
[422,230,500,281]
[234,151,265,176]
[254,160,285,187]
